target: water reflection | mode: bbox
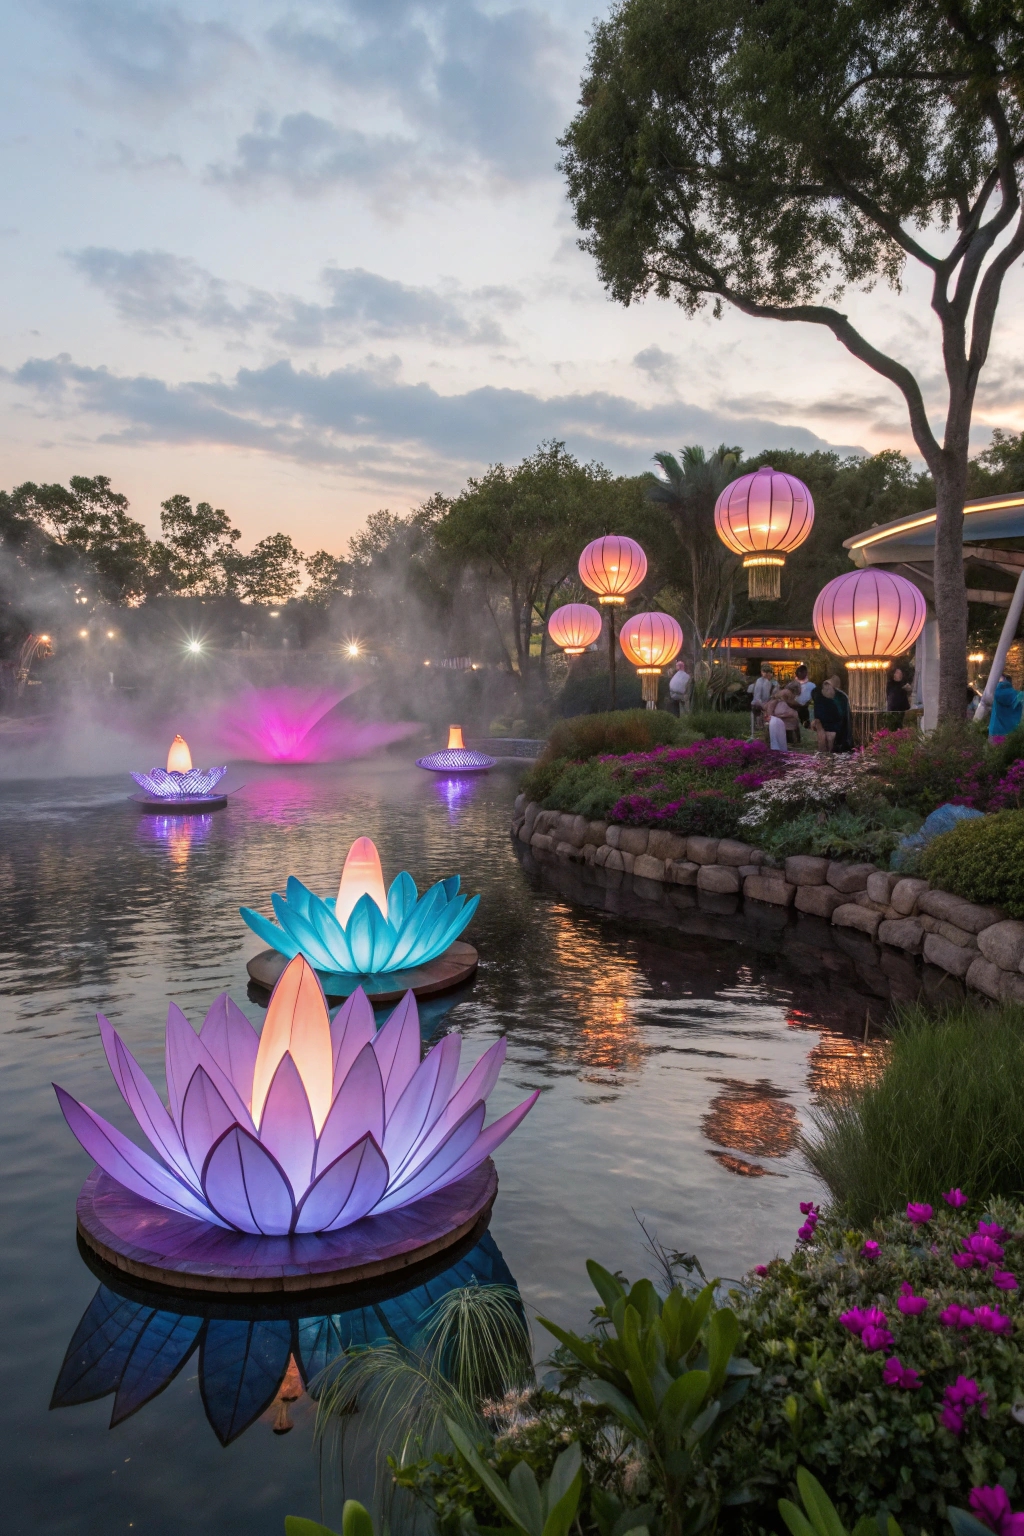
[432,775,481,820]
[135,813,215,869]
[51,1232,516,1446]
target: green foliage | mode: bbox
[540,710,690,766]
[725,1200,1024,1533]
[757,805,919,867]
[157,492,242,595]
[446,1420,584,1536]
[538,1261,756,1536]
[285,1500,374,1536]
[779,1466,904,1536]
[922,811,1024,918]
[861,723,1000,816]
[804,1002,1024,1223]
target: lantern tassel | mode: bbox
[744,557,784,601]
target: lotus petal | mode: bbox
[415,1091,540,1203]
[294,1134,389,1232]
[53,1085,223,1225]
[399,1037,508,1182]
[180,1067,241,1177]
[200,1319,292,1446]
[97,1014,200,1192]
[329,986,375,1088]
[284,876,314,922]
[373,1101,486,1212]
[250,957,333,1134]
[50,1288,155,1409]
[372,991,422,1118]
[270,892,338,972]
[201,1126,295,1235]
[306,892,356,972]
[386,884,446,971]
[165,1003,254,1137]
[111,1310,203,1425]
[441,875,460,899]
[345,893,397,974]
[387,871,418,928]
[239,906,299,960]
[315,1041,384,1175]
[257,1053,316,1198]
[199,994,260,1108]
[383,1032,462,1177]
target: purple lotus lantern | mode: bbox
[131,734,227,802]
[417,725,496,773]
[54,955,537,1238]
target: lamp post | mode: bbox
[578,536,647,707]
[812,569,926,739]
[619,611,684,709]
[714,465,815,601]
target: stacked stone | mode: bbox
[511,795,1024,1004]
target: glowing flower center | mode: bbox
[336,836,388,925]
[166,735,193,773]
[250,956,333,1132]
[447,725,465,750]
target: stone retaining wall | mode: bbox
[512,795,1024,1006]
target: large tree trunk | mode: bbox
[932,455,969,723]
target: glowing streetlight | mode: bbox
[187,640,203,654]
[346,642,361,657]
[39,634,51,644]
[106,630,116,639]
[578,535,647,708]
[78,630,89,639]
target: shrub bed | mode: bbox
[922,810,1024,917]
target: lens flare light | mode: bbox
[53,954,538,1236]
[241,835,479,976]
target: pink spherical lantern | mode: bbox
[547,602,602,656]
[619,611,683,707]
[813,568,926,715]
[578,535,647,604]
[714,466,814,600]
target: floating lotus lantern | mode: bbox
[131,734,227,805]
[714,466,815,600]
[578,535,648,706]
[619,611,683,708]
[812,568,926,717]
[416,726,496,773]
[54,954,537,1243]
[241,835,479,979]
[547,603,602,656]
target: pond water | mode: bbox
[0,758,885,1535]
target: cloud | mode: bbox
[633,345,678,385]
[265,0,572,182]
[67,246,520,346]
[44,0,246,101]
[208,111,415,196]
[9,352,867,486]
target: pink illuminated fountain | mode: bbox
[210,688,417,764]
[55,954,537,1290]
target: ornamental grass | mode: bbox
[804,1003,1024,1226]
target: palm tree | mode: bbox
[644,445,742,661]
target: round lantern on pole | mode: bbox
[578,536,647,707]
[714,465,814,601]
[619,611,683,709]
[812,569,926,728]
[547,602,603,656]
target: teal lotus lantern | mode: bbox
[241,836,478,977]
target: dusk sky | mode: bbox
[4,0,1024,560]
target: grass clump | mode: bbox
[804,1001,1024,1226]
[922,808,1024,916]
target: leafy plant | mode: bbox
[860,724,1000,815]
[779,1467,904,1536]
[922,810,1024,918]
[446,1420,584,1536]
[285,1501,374,1536]
[804,1002,1024,1224]
[757,805,919,866]
[537,710,691,769]
[538,1261,757,1536]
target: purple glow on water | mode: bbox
[208,688,417,764]
[434,775,480,819]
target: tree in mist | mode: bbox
[6,476,154,603]
[644,445,741,655]
[434,441,646,691]
[156,494,242,595]
[230,532,304,603]
[304,549,351,608]
[560,0,1024,719]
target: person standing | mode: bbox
[748,663,775,732]
[988,672,1023,741]
[828,674,854,751]
[668,659,693,716]
[810,680,842,751]
[765,687,799,751]
[886,667,911,723]
[792,664,815,728]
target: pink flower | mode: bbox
[754,1264,768,1277]
[907,1202,933,1225]
[941,1403,965,1435]
[861,1325,894,1352]
[972,1305,1013,1336]
[897,1282,928,1316]
[946,1374,989,1411]
[968,1485,1024,1536]
[862,1240,880,1260]
[953,1251,978,1270]
[840,1306,887,1337]
[977,1220,1007,1240]
[800,1202,819,1216]
[965,1234,1005,1265]
[944,1188,968,1208]
[797,1223,816,1243]
[882,1357,922,1390]
[940,1304,975,1330]
[992,1271,1018,1291]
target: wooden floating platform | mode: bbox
[76,1160,498,1295]
[132,794,228,814]
[246,940,478,1003]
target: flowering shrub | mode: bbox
[988,760,1024,811]
[860,724,1003,813]
[737,754,919,864]
[738,754,868,832]
[922,810,1024,919]
[724,1194,1024,1532]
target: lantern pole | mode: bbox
[607,603,617,709]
